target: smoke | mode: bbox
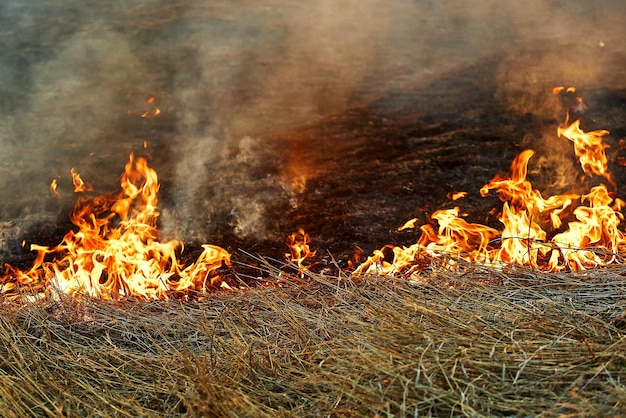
[0,0,624,252]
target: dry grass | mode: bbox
[1,260,626,417]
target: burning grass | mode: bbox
[2,88,626,415]
[1,261,626,417]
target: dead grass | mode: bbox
[1,261,626,417]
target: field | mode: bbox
[2,261,626,417]
[2,1,626,416]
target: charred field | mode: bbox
[2,0,626,416]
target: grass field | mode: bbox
[1,260,625,417]
[2,2,626,416]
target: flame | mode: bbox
[285,228,316,277]
[552,86,576,95]
[558,119,612,182]
[3,89,625,299]
[398,218,418,231]
[70,168,92,192]
[549,186,626,269]
[50,179,61,199]
[448,191,467,201]
[2,154,230,300]
[355,101,626,275]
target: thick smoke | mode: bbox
[0,0,624,253]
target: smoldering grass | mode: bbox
[1,262,626,416]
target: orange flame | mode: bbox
[558,119,612,182]
[448,191,467,201]
[70,168,91,193]
[398,218,418,231]
[50,179,61,199]
[355,101,626,275]
[552,86,576,95]
[285,228,316,277]
[2,154,230,300]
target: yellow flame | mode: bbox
[355,98,626,275]
[50,179,61,199]
[558,119,611,181]
[2,154,230,300]
[398,218,418,231]
[285,228,316,277]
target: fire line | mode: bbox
[355,94,626,276]
[1,90,625,301]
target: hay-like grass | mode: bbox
[1,261,626,417]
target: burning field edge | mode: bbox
[1,262,625,417]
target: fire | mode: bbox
[478,149,580,268]
[50,179,61,199]
[552,86,576,95]
[285,228,316,277]
[398,218,418,231]
[549,185,626,269]
[70,167,91,192]
[2,88,624,300]
[355,96,626,276]
[1,154,230,300]
[448,191,467,201]
[558,119,612,182]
